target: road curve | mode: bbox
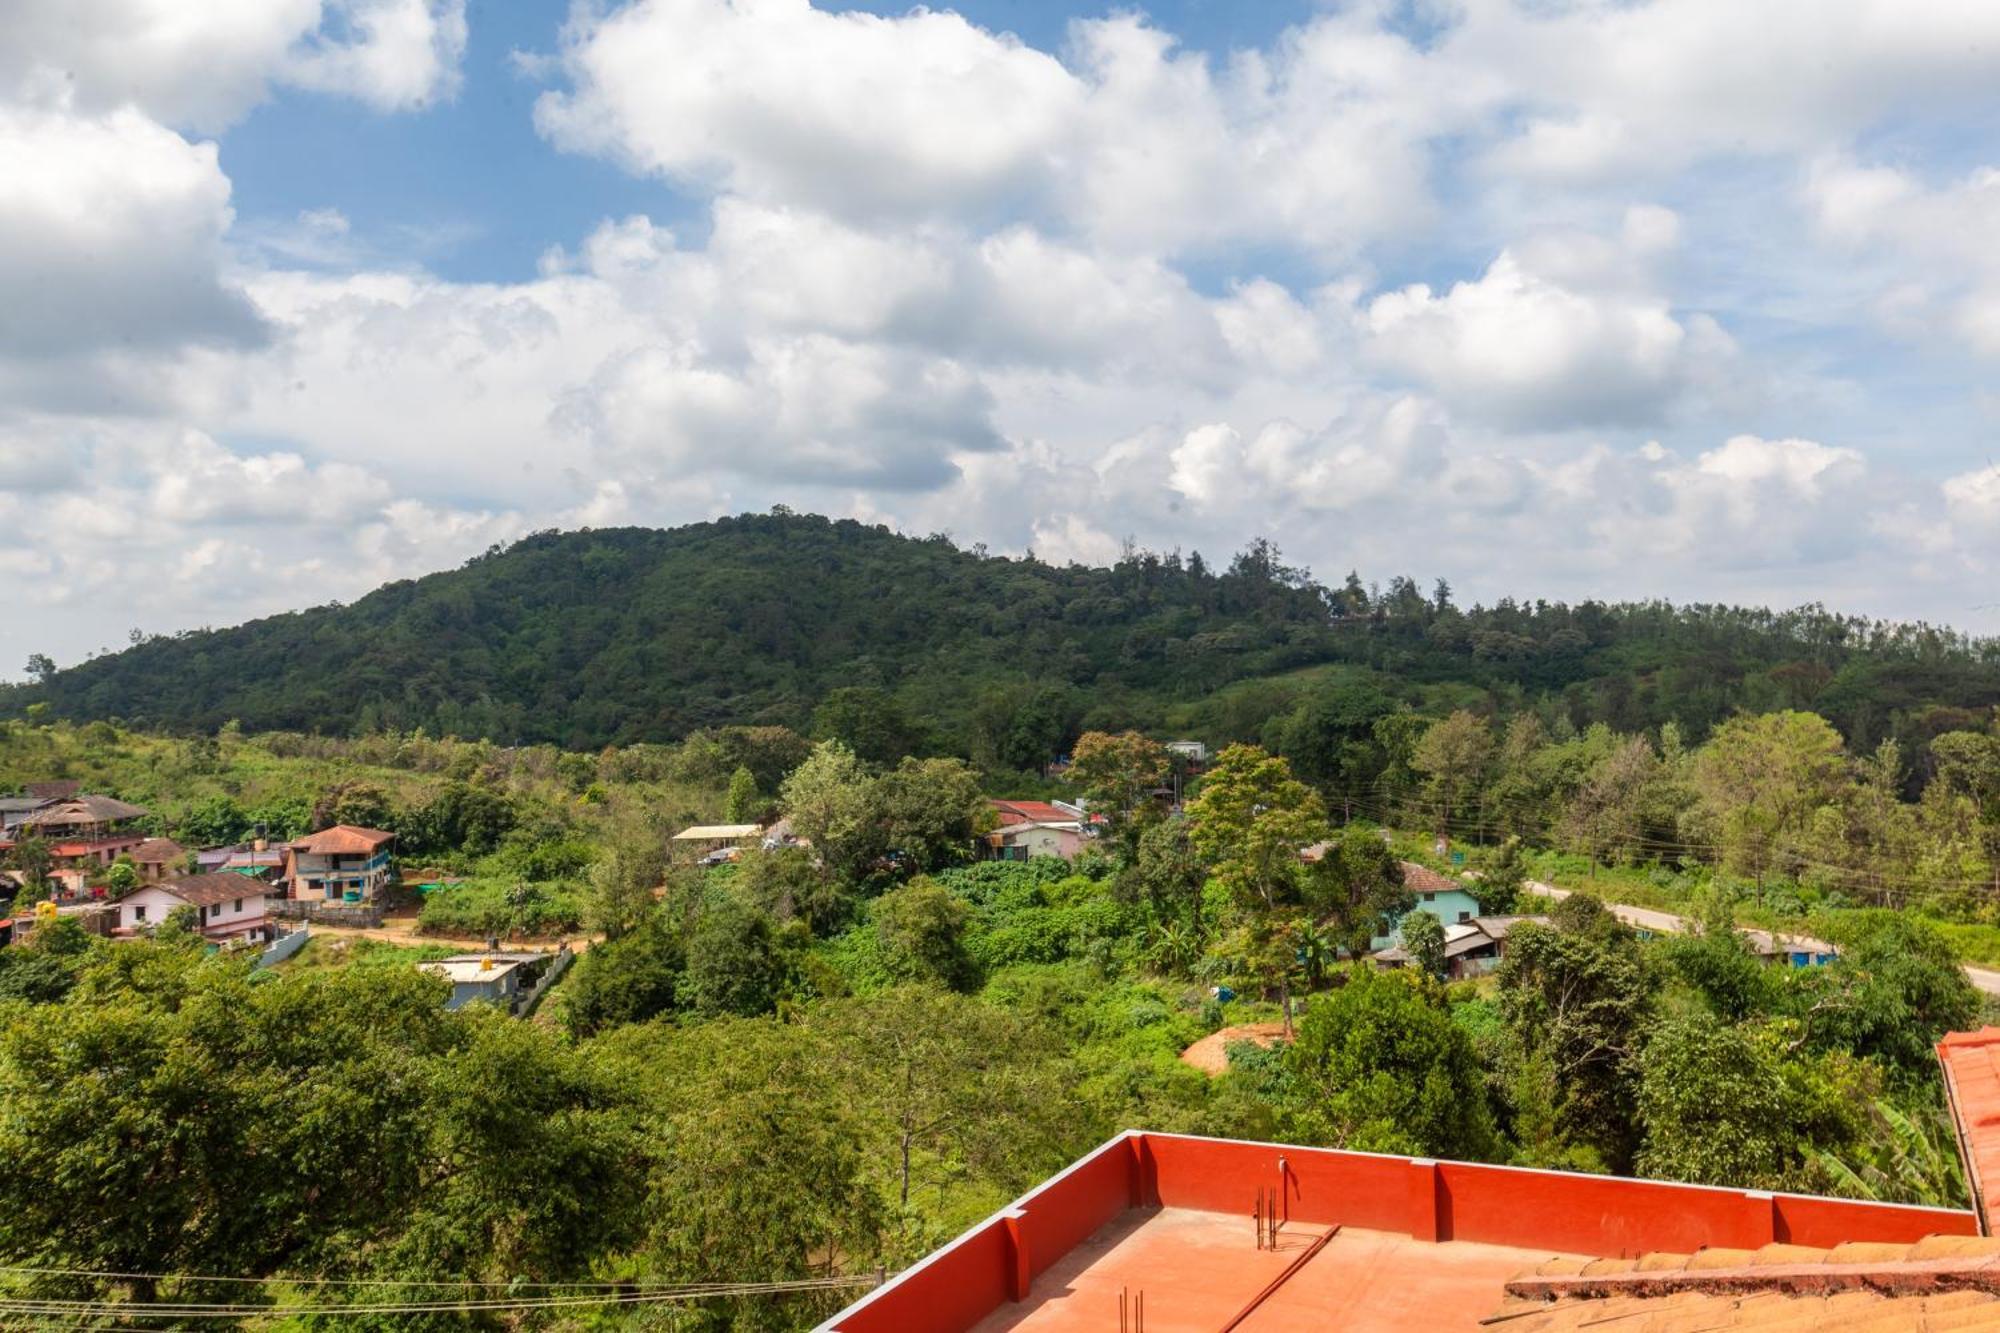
[1524,880,2000,998]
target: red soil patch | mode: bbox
[1179,1022,1291,1076]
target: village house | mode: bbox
[982,799,1094,861]
[128,837,186,883]
[115,872,272,944]
[11,794,152,896]
[1373,913,1553,979]
[285,825,396,902]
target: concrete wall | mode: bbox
[817,1130,1977,1333]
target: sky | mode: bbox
[5,0,2000,677]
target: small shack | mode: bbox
[671,824,763,863]
[421,952,547,1012]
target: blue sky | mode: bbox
[4,0,2000,672]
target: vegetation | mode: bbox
[9,513,2000,767]
[4,518,2000,1326]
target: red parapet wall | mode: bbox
[816,1130,1978,1333]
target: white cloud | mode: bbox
[0,105,260,362]
[0,0,466,131]
[536,0,1081,221]
[1806,156,2000,358]
[1361,223,1733,430]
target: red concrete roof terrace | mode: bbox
[816,1130,1978,1333]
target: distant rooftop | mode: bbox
[290,825,395,854]
[672,824,763,841]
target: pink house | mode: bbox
[115,873,272,944]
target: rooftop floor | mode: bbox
[969,1207,1579,1333]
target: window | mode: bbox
[1458,911,1472,922]
[134,905,147,922]
[233,898,243,913]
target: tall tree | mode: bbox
[1067,730,1169,851]
[1411,710,1494,841]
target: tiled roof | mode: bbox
[989,800,1077,826]
[1489,1235,2000,1330]
[20,794,149,827]
[1941,1027,2000,1233]
[1400,860,1461,894]
[290,824,395,854]
[24,780,80,801]
[130,873,270,908]
[130,837,184,863]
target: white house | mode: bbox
[116,873,271,944]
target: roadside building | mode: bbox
[114,872,271,944]
[285,825,396,902]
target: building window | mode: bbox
[233,899,243,913]
[134,905,147,922]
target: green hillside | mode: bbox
[8,510,2000,760]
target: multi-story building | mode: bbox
[284,825,396,902]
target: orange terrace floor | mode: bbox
[815,1130,1982,1333]
[967,1208,1561,1332]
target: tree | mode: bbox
[1410,710,1494,840]
[813,687,924,765]
[1692,710,1848,890]
[1497,896,1657,1170]
[1634,1017,1794,1187]
[1473,835,1527,915]
[1792,911,1980,1077]
[725,764,762,824]
[595,1017,885,1331]
[1660,891,1772,1021]
[1284,967,1496,1160]
[1186,745,1326,1031]
[23,653,55,683]
[736,845,849,934]
[1067,730,1169,851]
[564,914,686,1036]
[875,756,988,874]
[1300,826,1412,957]
[585,803,669,939]
[1185,745,1326,915]
[1401,909,1446,979]
[972,685,1082,776]
[781,741,885,883]
[682,897,791,1018]
[872,878,975,990]
[809,988,1072,1218]
[104,858,140,894]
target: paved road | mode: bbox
[1524,880,2000,998]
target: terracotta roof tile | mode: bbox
[1398,860,1460,894]
[290,824,395,854]
[1496,1235,2000,1331]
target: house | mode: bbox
[1300,849,1486,951]
[421,952,544,1011]
[1742,926,1839,967]
[13,794,152,896]
[1374,913,1553,979]
[814,1104,1991,1333]
[285,825,396,902]
[128,838,186,883]
[115,872,271,944]
[982,799,1093,862]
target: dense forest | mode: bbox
[9,511,2000,757]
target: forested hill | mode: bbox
[8,510,2000,752]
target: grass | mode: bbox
[278,937,461,973]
